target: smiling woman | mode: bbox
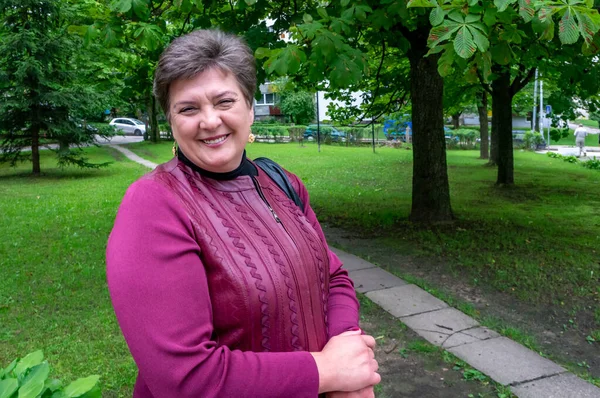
[106,29,380,398]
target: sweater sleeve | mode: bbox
[286,173,360,339]
[106,179,319,398]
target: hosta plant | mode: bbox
[0,351,100,398]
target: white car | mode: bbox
[109,118,147,136]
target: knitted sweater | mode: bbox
[106,158,359,397]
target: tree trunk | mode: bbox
[451,113,460,129]
[489,92,498,165]
[491,65,514,185]
[408,28,453,223]
[151,95,159,142]
[477,90,489,159]
[31,123,40,175]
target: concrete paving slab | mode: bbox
[399,308,480,346]
[366,284,448,318]
[330,247,377,272]
[442,327,500,349]
[511,373,600,398]
[110,145,157,169]
[349,268,407,293]
[449,337,565,386]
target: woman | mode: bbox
[106,29,380,398]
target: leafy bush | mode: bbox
[582,157,600,170]
[450,128,478,148]
[0,350,100,398]
[288,127,305,142]
[523,130,545,149]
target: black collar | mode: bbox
[178,149,257,180]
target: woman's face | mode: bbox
[169,68,253,173]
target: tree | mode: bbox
[278,91,315,125]
[416,0,600,184]
[0,0,113,175]
[259,2,455,223]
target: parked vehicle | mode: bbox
[303,124,346,142]
[109,118,147,136]
[383,118,412,140]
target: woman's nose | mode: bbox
[199,108,222,130]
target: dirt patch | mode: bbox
[323,224,600,381]
[358,296,498,398]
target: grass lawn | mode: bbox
[0,146,148,396]
[2,142,599,394]
[574,119,599,129]
[128,141,600,306]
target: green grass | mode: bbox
[2,141,600,394]
[128,142,600,307]
[574,119,599,129]
[0,147,149,396]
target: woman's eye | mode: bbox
[218,99,234,106]
[180,107,195,113]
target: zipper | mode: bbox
[251,176,281,223]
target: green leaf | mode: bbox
[448,10,464,23]
[254,47,270,59]
[483,7,497,26]
[109,0,132,13]
[430,6,445,26]
[133,24,163,51]
[44,379,62,393]
[0,379,18,398]
[437,45,455,77]
[574,10,598,45]
[469,26,490,52]
[63,376,100,398]
[317,8,328,19]
[303,13,313,23]
[559,8,580,44]
[407,0,436,8]
[21,363,49,388]
[541,20,555,41]
[2,360,17,378]
[465,14,481,23]
[132,0,150,20]
[14,351,43,377]
[494,0,514,12]
[245,0,257,4]
[490,41,512,64]
[538,5,553,23]
[17,381,44,398]
[340,0,351,6]
[583,32,600,54]
[518,0,535,22]
[454,26,477,58]
[428,22,460,48]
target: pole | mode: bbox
[371,120,375,153]
[532,69,538,132]
[316,91,321,153]
[539,76,544,137]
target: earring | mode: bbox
[248,133,255,143]
[172,142,178,157]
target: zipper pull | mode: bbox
[269,207,281,223]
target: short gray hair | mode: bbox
[153,29,256,119]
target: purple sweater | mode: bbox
[106,159,360,397]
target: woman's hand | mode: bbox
[311,330,380,393]
[326,386,375,398]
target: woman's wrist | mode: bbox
[310,351,333,393]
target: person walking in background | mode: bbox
[574,124,588,157]
[106,29,379,398]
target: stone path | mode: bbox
[112,144,600,398]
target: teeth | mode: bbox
[203,135,227,144]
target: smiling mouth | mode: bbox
[201,134,229,145]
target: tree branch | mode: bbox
[477,70,492,95]
[511,66,536,96]
[179,10,193,36]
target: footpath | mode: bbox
[111,144,600,398]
